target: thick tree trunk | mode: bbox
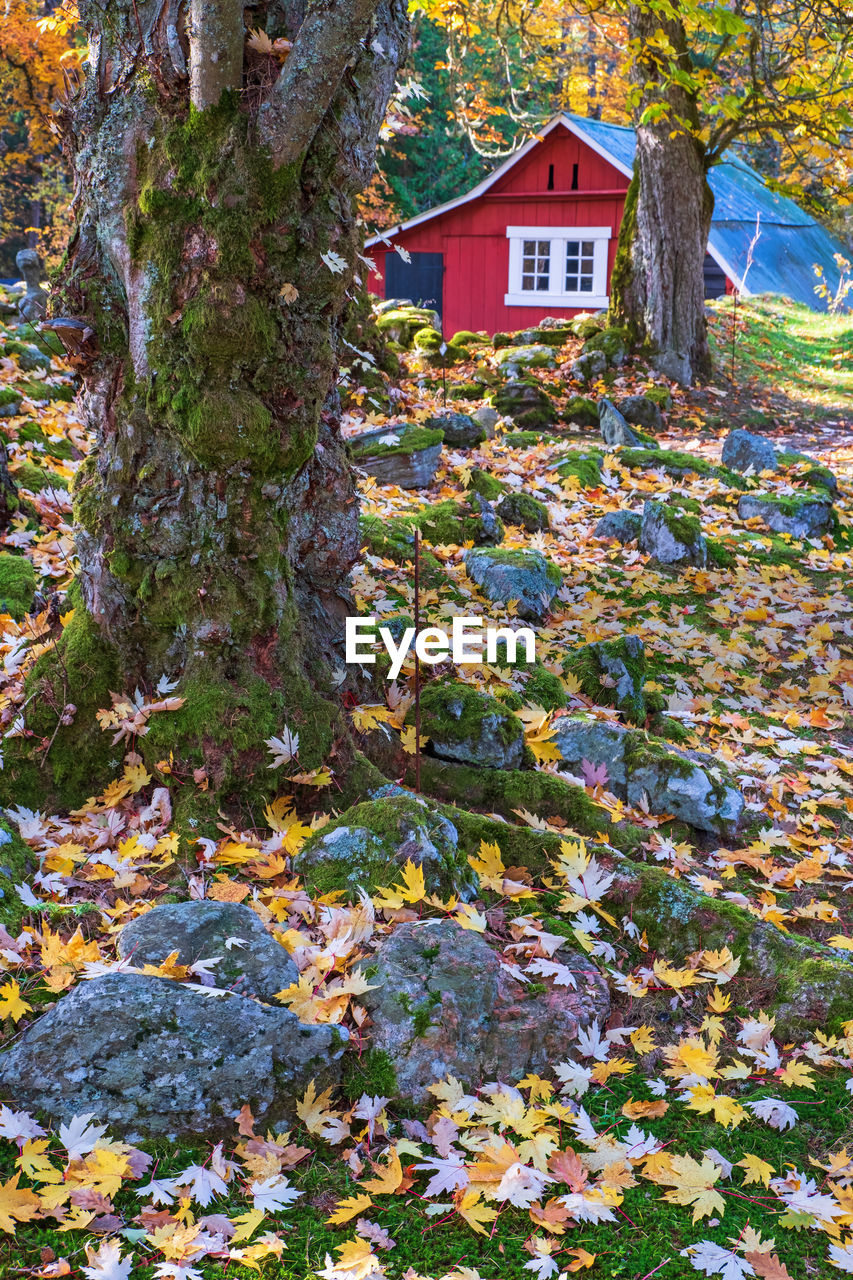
[3,0,407,820]
[609,2,713,385]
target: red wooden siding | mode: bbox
[367,123,630,336]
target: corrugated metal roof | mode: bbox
[562,113,815,228]
[710,221,850,309]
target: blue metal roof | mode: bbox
[563,113,849,309]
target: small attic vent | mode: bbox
[571,163,579,190]
[547,164,555,190]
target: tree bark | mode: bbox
[3,0,408,821]
[609,2,713,385]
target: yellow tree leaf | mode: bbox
[325,1192,373,1225]
[0,1173,41,1233]
[455,1188,498,1236]
[0,980,32,1023]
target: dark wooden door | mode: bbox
[703,253,727,299]
[385,251,444,321]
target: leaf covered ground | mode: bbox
[1,295,853,1279]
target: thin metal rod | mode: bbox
[413,527,421,793]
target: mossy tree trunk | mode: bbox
[5,0,407,818]
[609,2,713,386]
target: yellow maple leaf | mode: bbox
[0,980,32,1023]
[565,1249,596,1272]
[779,1061,816,1090]
[332,1237,382,1279]
[373,859,426,910]
[230,1207,265,1243]
[738,1153,775,1187]
[350,703,394,733]
[468,840,505,892]
[686,1084,746,1129]
[325,1192,373,1225]
[645,1153,725,1223]
[0,1173,41,1233]
[16,1140,61,1185]
[629,1025,656,1054]
[455,1188,498,1235]
[360,1149,403,1195]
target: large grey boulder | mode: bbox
[721,428,777,474]
[0,973,346,1140]
[465,547,561,622]
[737,493,835,539]
[118,900,298,1002]
[617,395,664,435]
[350,425,443,489]
[418,682,525,770]
[551,716,744,838]
[293,791,478,902]
[599,399,658,449]
[363,919,610,1103]
[640,500,707,567]
[594,510,642,544]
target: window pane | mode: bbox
[566,240,579,255]
[580,277,593,292]
[581,241,594,255]
[519,237,550,291]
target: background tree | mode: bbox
[609,0,853,383]
[4,0,408,822]
[0,0,81,273]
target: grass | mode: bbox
[707,294,853,415]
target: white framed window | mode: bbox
[505,226,611,307]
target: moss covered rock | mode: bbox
[493,344,557,373]
[564,395,599,428]
[551,716,744,837]
[737,493,835,539]
[491,378,555,430]
[564,635,648,724]
[362,918,609,1104]
[375,306,440,347]
[639,500,707,568]
[594,510,641,544]
[465,547,561,622]
[293,791,477,902]
[349,425,443,489]
[721,428,778,474]
[424,412,486,449]
[11,462,69,493]
[0,387,23,417]
[616,394,664,435]
[569,350,607,384]
[554,449,604,489]
[496,491,549,532]
[405,496,503,547]
[417,682,525,770]
[582,325,630,368]
[468,468,506,502]
[0,554,36,620]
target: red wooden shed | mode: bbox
[366,114,629,336]
[366,111,851,333]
